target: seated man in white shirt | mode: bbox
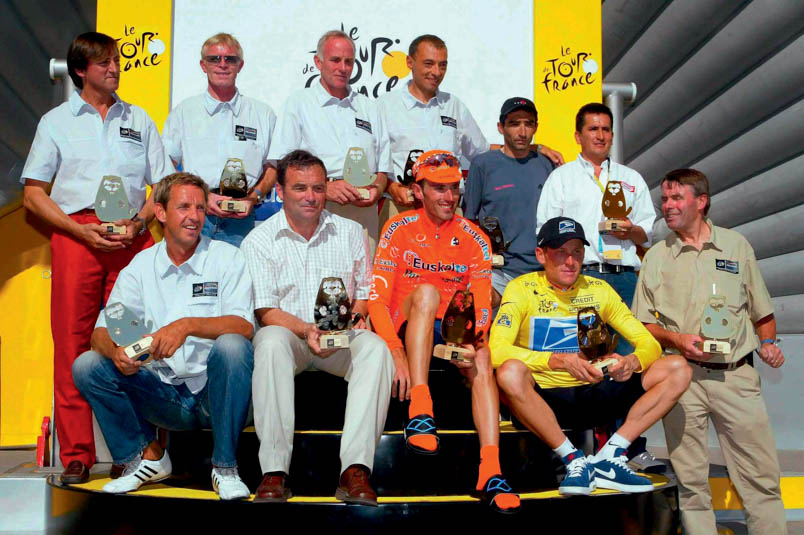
[72,172,255,500]
[241,150,393,506]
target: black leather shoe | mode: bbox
[60,460,90,484]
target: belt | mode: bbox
[583,263,635,274]
[687,354,750,371]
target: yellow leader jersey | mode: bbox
[489,271,661,389]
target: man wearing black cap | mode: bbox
[463,97,555,307]
[489,217,690,496]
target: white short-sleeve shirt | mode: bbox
[21,90,172,215]
[240,209,371,322]
[377,81,489,182]
[162,90,276,190]
[95,236,255,394]
[536,154,657,269]
[267,82,392,179]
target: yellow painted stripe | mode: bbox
[246,422,524,435]
[711,476,804,510]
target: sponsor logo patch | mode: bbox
[235,125,258,140]
[715,259,739,274]
[558,220,575,234]
[496,313,512,327]
[192,282,218,297]
[355,118,372,134]
[119,127,142,142]
[528,316,579,353]
[440,115,457,128]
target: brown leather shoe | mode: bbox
[110,463,125,479]
[335,464,377,506]
[254,472,291,502]
[60,460,90,484]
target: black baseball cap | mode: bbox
[537,217,590,249]
[499,97,538,124]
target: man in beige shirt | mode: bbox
[632,168,786,535]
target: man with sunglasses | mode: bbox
[368,150,520,514]
[268,30,391,257]
[163,33,276,246]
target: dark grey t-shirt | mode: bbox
[462,149,554,277]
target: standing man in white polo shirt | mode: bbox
[73,172,255,500]
[21,32,172,484]
[163,32,276,246]
[241,150,393,506]
[378,34,564,226]
[267,30,391,256]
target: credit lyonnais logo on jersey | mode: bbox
[528,316,579,353]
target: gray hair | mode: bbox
[315,30,355,61]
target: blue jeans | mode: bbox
[73,334,253,467]
[202,213,255,247]
[581,269,637,356]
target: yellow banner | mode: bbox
[533,0,602,163]
[97,0,173,131]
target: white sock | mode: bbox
[553,438,577,460]
[594,433,631,461]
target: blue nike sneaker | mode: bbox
[591,448,654,493]
[558,450,595,495]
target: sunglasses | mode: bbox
[204,55,241,65]
[417,152,460,169]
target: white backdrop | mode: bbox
[170,0,534,142]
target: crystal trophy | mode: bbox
[479,216,510,267]
[95,175,137,235]
[577,306,619,375]
[314,277,353,349]
[219,158,249,213]
[396,149,423,203]
[104,302,154,364]
[699,293,734,354]
[433,289,476,362]
[343,147,375,200]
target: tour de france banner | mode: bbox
[0,0,598,446]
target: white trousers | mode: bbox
[252,325,393,475]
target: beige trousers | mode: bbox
[252,325,393,475]
[663,362,786,535]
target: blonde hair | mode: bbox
[201,33,243,60]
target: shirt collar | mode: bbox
[576,153,611,175]
[314,81,356,109]
[275,208,336,243]
[204,89,242,116]
[69,90,123,116]
[155,236,211,277]
[402,80,442,110]
[668,218,720,257]
[537,270,582,294]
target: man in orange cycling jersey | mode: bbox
[368,150,520,514]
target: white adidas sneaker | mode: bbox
[212,466,250,500]
[102,451,172,494]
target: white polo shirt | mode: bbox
[267,82,392,179]
[241,208,370,323]
[162,90,276,190]
[377,81,489,182]
[96,236,255,394]
[536,154,656,269]
[21,90,172,215]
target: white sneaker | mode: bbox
[212,466,250,500]
[102,451,172,494]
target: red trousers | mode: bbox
[51,211,153,467]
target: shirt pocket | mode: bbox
[187,296,220,317]
[433,124,459,154]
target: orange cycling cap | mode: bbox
[413,150,462,184]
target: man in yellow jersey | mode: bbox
[490,216,690,495]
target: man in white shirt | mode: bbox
[241,150,393,506]
[163,33,276,246]
[21,32,172,484]
[267,30,391,256]
[73,172,255,500]
[536,102,655,353]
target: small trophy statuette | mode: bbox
[599,180,632,234]
[104,302,154,364]
[699,292,733,354]
[479,216,510,267]
[343,147,375,200]
[396,149,423,203]
[95,175,137,235]
[433,289,476,362]
[219,158,249,213]
[314,277,353,349]
[577,306,619,375]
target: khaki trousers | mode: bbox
[663,362,786,535]
[252,325,393,475]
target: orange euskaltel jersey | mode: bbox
[368,208,493,351]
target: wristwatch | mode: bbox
[131,215,146,236]
[252,188,265,203]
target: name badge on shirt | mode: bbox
[715,259,739,274]
[119,127,142,142]
[355,118,372,134]
[192,282,219,297]
[235,125,257,141]
[441,115,457,129]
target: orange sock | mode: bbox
[408,385,437,452]
[477,445,520,510]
